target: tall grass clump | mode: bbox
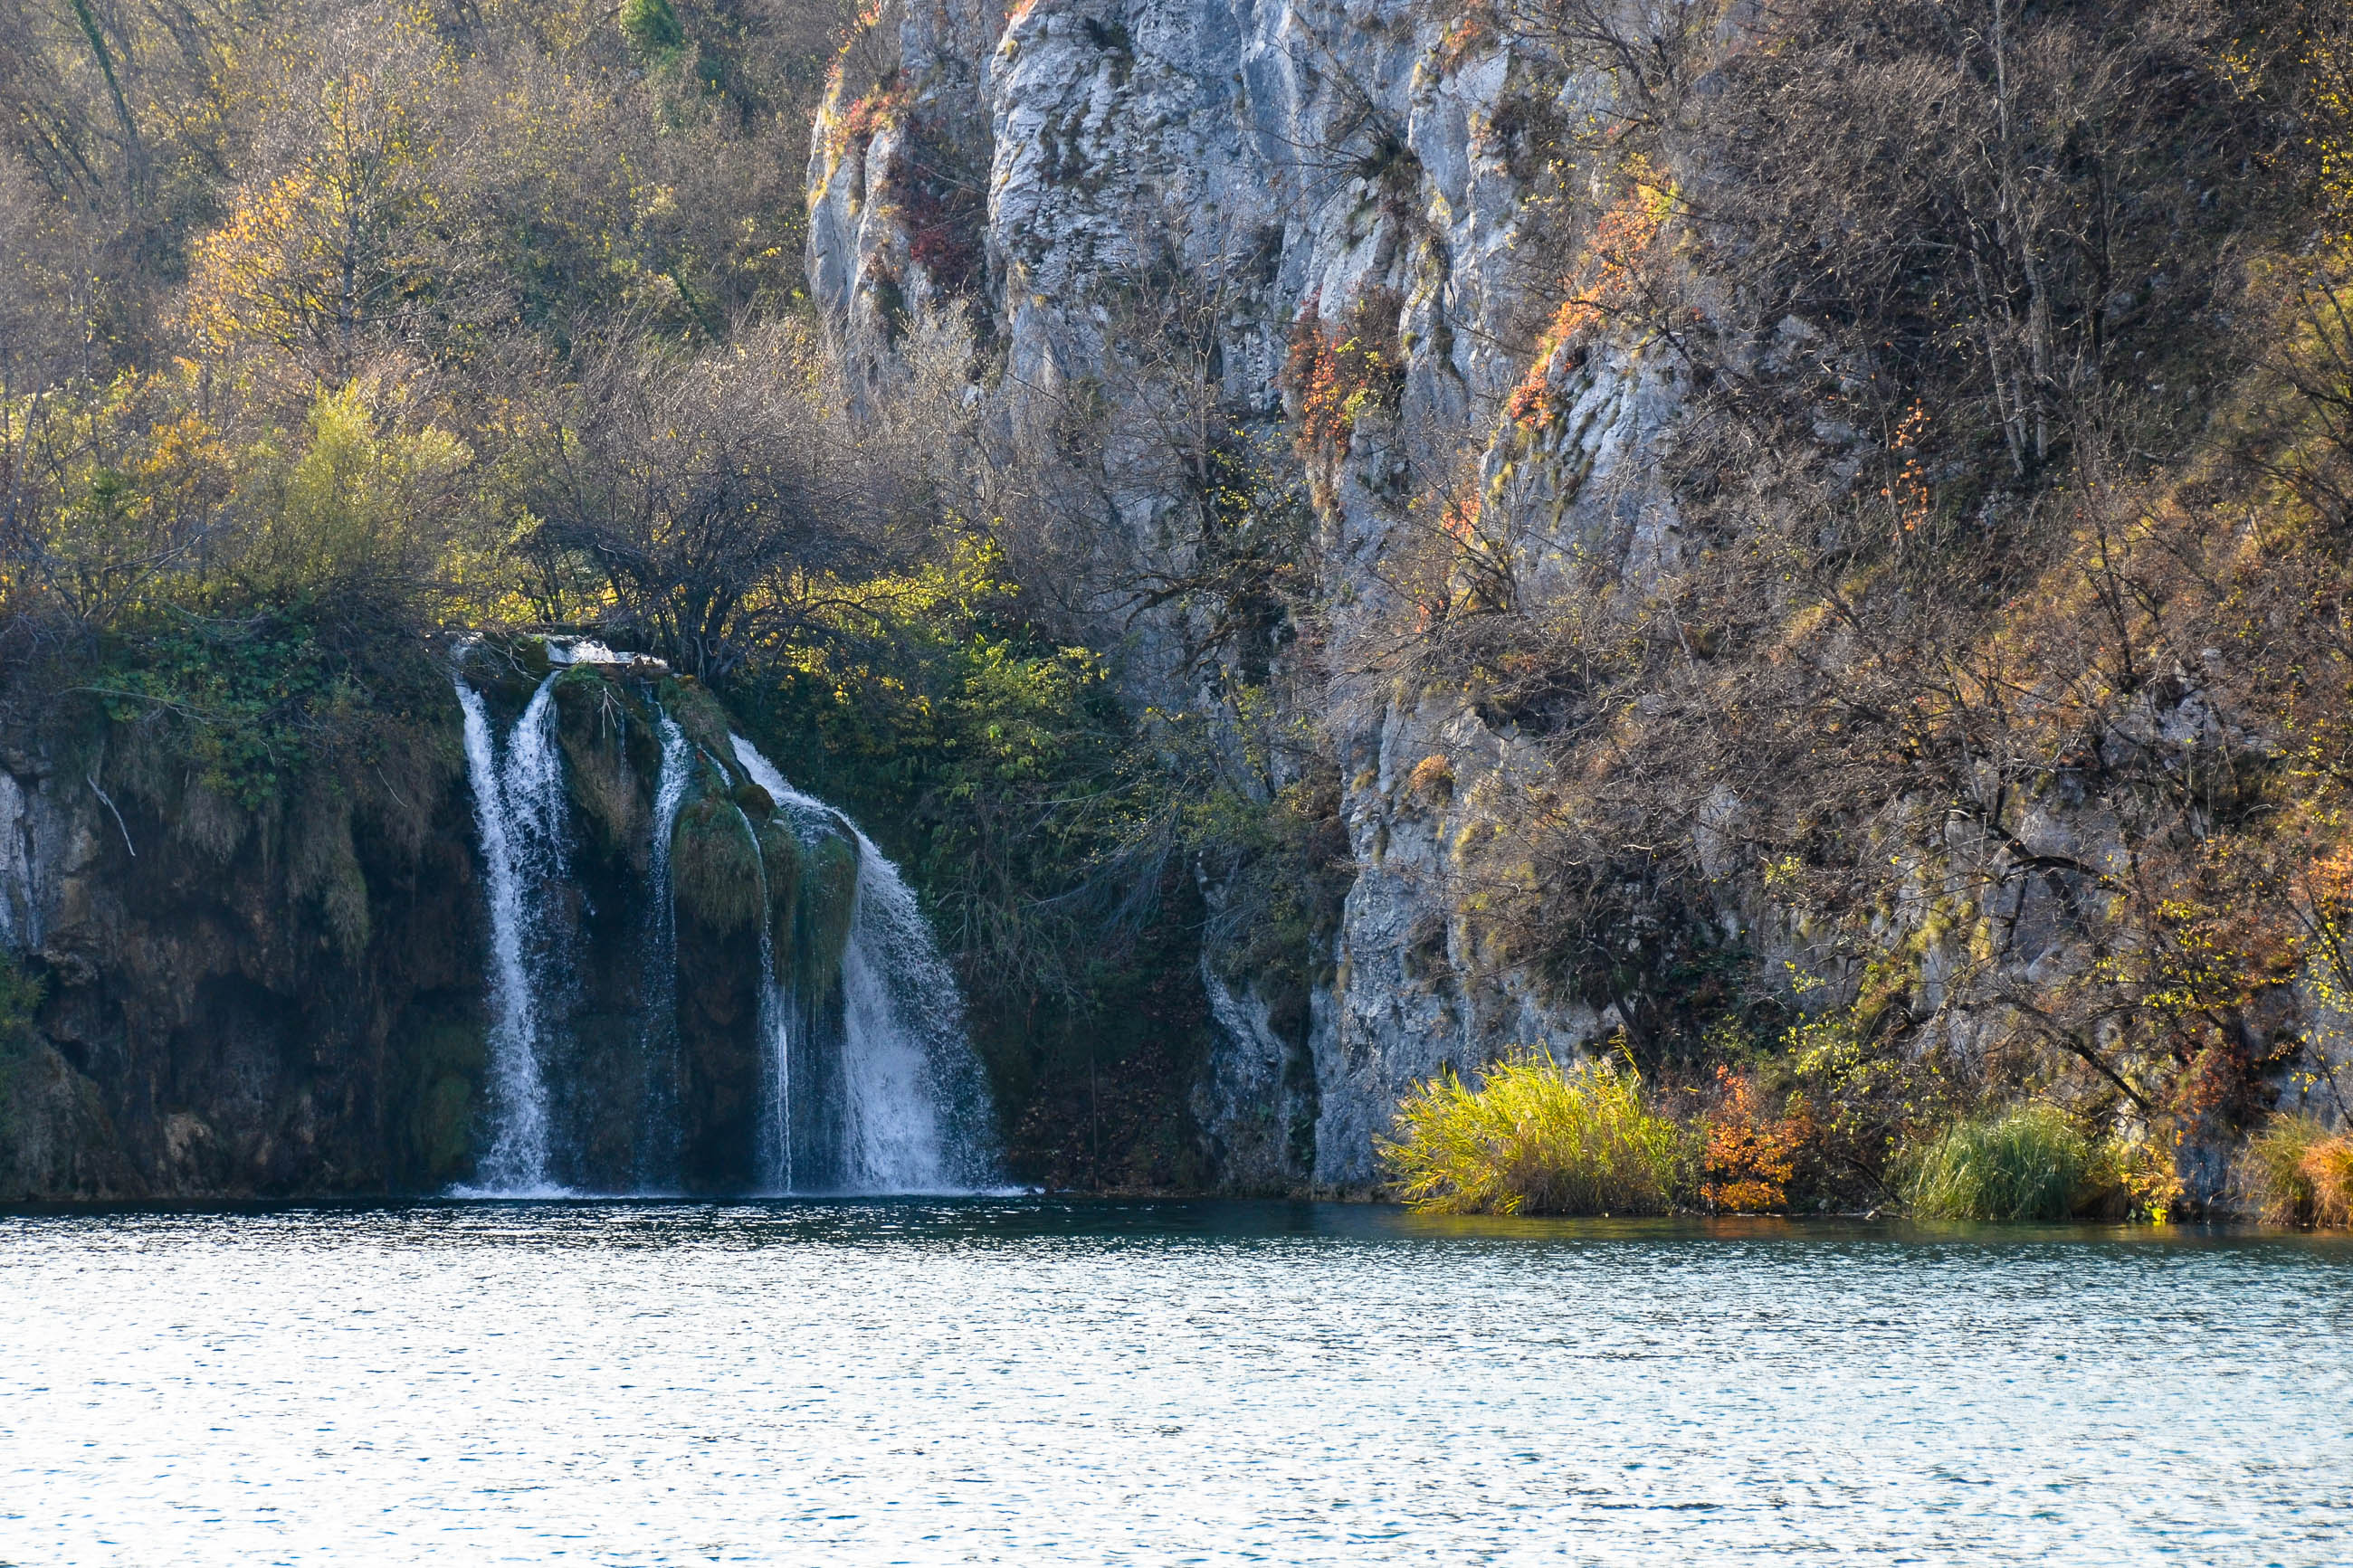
[1377,1051,1685,1215]
[2238,1114,2353,1228]
[1901,1104,2091,1221]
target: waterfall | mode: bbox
[755,885,794,1193]
[636,712,693,1190]
[731,796,794,1195]
[730,735,996,1193]
[454,674,568,1195]
[446,654,994,1196]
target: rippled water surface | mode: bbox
[2,1202,2348,1564]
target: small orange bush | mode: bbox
[1405,753,1454,803]
[1284,291,1405,463]
[2245,1115,2353,1226]
[1700,1069,1814,1212]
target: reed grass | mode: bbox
[1377,1051,1685,1215]
[1901,1104,2091,1221]
[2239,1114,2353,1227]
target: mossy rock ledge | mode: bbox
[0,642,870,1199]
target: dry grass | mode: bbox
[2239,1114,2353,1228]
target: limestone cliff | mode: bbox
[809,0,1690,1186]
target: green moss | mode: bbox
[671,789,766,932]
[553,669,656,863]
[411,1045,481,1180]
[732,779,775,822]
[659,678,742,781]
[791,828,859,994]
[385,1010,489,1189]
[758,818,800,937]
[0,952,48,1154]
[288,779,371,959]
[510,636,556,681]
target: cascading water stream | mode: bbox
[756,888,793,1193]
[636,712,694,1189]
[448,660,993,1195]
[731,735,996,1192]
[723,794,794,1195]
[454,674,568,1194]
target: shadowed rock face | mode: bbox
[0,690,489,1201]
[0,651,865,1200]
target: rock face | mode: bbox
[0,698,489,1199]
[811,0,1678,1186]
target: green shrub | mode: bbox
[1377,1050,1686,1215]
[2238,1113,2353,1228]
[1901,1105,2091,1221]
[619,0,683,59]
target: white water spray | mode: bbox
[636,712,694,1187]
[730,735,994,1192]
[454,674,568,1194]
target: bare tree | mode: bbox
[524,323,880,679]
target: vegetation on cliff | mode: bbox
[1347,0,2353,1218]
[4,0,2351,1206]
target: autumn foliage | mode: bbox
[1284,290,1406,465]
[1506,170,1672,427]
[1700,1070,1814,1212]
[1378,1051,1685,1215]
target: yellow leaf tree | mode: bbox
[181,17,450,385]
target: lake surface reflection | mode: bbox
[2,1201,2348,1564]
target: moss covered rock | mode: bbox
[793,825,861,996]
[552,668,660,870]
[732,779,776,822]
[758,818,801,940]
[659,678,744,781]
[671,786,767,934]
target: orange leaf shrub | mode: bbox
[1507,173,1672,428]
[1284,290,1405,464]
[1700,1068,1815,1212]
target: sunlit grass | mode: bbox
[1377,1051,1686,1216]
[2240,1113,2353,1228]
[1900,1104,2091,1221]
